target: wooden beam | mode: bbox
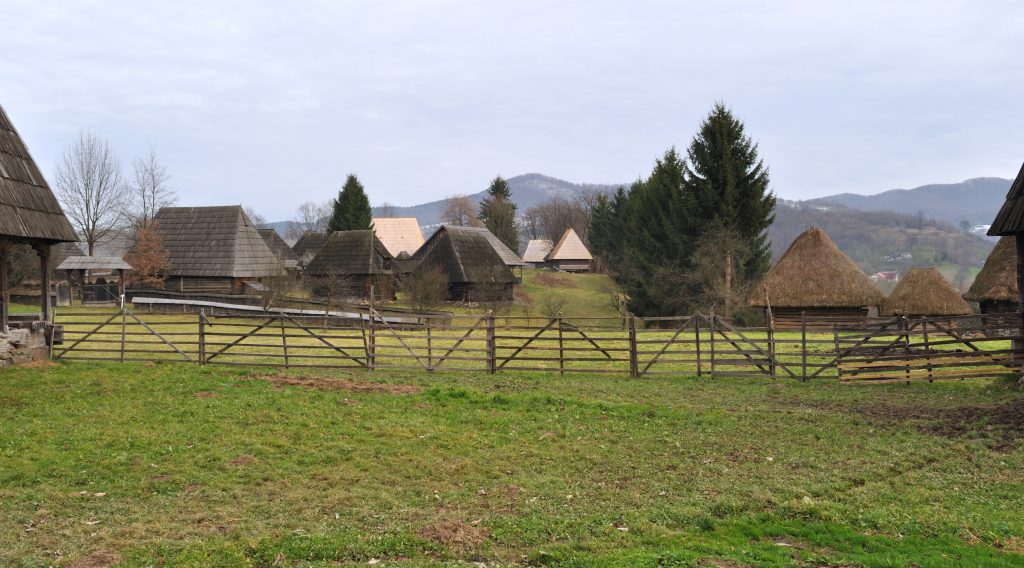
[0,241,9,333]
[35,243,51,322]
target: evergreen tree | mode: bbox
[328,174,372,233]
[479,176,519,252]
[682,103,775,281]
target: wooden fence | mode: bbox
[50,308,1024,382]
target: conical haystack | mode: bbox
[963,237,1017,311]
[881,267,971,316]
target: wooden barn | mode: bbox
[546,228,592,272]
[881,267,971,318]
[411,225,517,301]
[372,217,424,257]
[304,230,394,301]
[963,236,1018,314]
[751,227,883,329]
[152,205,283,294]
[522,239,553,268]
[459,226,524,275]
[258,228,299,271]
[0,104,79,331]
[292,231,328,268]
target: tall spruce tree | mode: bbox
[682,103,775,281]
[328,174,373,233]
[478,176,519,252]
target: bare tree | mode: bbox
[243,206,268,229]
[398,263,448,313]
[286,201,330,241]
[129,148,174,229]
[54,131,129,255]
[442,195,482,227]
[525,195,590,243]
[377,202,397,218]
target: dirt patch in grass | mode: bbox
[533,272,578,289]
[18,360,58,369]
[229,454,256,467]
[417,519,488,552]
[699,559,753,568]
[68,550,121,568]
[246,373,421,395]
[193,391,218,398]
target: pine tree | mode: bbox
[328,174,373,233]
[479,176,519,252]
[682,103,775,281]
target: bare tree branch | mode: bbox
[54,131,130,255]
[129,148,175,229]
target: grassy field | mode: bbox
[1,363,1023,567]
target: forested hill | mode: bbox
[770,201,994,290]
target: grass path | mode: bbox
[1,363,1022,566]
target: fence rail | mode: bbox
[51,308,1024,382]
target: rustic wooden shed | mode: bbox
[152,205,282,294]
[292,231,329,268]
[411,226,516,301]
[56,256,134,302]
[881,267,971,317]
[522,239,553,268]
[750,227,883,329]
[963,236,1018,314]
[0,104,79,331]
[372,217,424,257]
[304,230,394,300]
[546,228,592,272]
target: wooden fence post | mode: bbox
[279,317,290,369]
[120,304,127,363]
[368,315,376,372]
[709,313,716,379]
[902,316,911,383]
[922,319,932,382]
[695,315,702,377]
[486,311,496,374]
[198,309,206,365]
[558,312,565,376]
[628,315,638,378]
[426,321,433,373]
[766,318,776,379]
[800,311,807,382]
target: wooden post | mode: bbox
[37,243,51,322]
[426,321,433,372]
[368,314,376,372]
[800,311,807,382]
[279,317,289,368]
[0,242,8,333]
[766,317,776,380]
[120,303,127,363]
[198,309,206,365]
[557,312,565,376]
[1016,233,1024,362]
[922,319,932,382]
[628,315,638,378]
[486,311,496,374]
[709,313,716,379]
[902,316,911,384]
[694,316,702,377]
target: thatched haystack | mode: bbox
[881,268,971,317]
[411,226,516,301]
[546,228,592,272]
[963,236,1017,314]
[751,227,883,328]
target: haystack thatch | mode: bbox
[989,161,1024,236]
[547,228,592,261]
[153,206,282,278]
[305,230,393,277]
[0,104,77,243]
[522,239,553,264]
[751,227,883,308]
[881,267,971,316]
[372,217,424,257]
[292,231,328,267]
[259,228,299,269]
[964,236,1017,304]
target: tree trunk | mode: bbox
[724,248,733,319]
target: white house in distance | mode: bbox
[372,217,425,258]
[546,228,592,272]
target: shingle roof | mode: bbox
[372,217,424,257]
[56,256,134,271]
[259,228,299,268]
[292,231,329,266]
[522,239,553,263]
[304,230,393,276]
[427,225,523,266]
[412,226,516,284]
[989,162,1024,236]
[152,205,282,278]
[0,104,78,243]
[547,228,592,261]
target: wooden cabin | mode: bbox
[152,205,283,294]
[750,227,883,329]
[372,217,424,257]
[0,104,79,333]
[292,231,328,268]
[522,239,553,269]
[304,230,394,301]
[411,226,517,301]
[258,228,299,271]
[546,228,592,272]
[881,268,971,318]
[963,236,1018,314]
[459,226,524,275]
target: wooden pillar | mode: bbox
[0,241,8,333]
[35,243,51,322]
[118,269,126,297]
[1015,234,1024,359]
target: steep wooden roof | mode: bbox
[305,230,393,276]
[427,225,523,267]
[0,104,78,243]
[56,256,133,271]
[964,236,1017,303]
[153,205,282,278]
[547,228,592,261]
[292,231,328,266]
[989,162,1024,236]
[412,226,516,284]
[372,217,424,257]
[751,227,883,309]
[258,228,299,268]
[522,239,553,263]
[881,267,972,316]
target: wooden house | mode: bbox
[258,228,299,271]
[152,205,283,295]
[411,225,517,301]
[304,230,394,300]
[522,239,553,268]
[0,104,79,331]
[750,227,883,329]
[292,231,328,268]
[460,226,524,273]
[963,236,1018,314]
[546,228,592,272]
[881,268,971,318]
[372,217,424,257]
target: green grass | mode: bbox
[8,303,40,315]
[1,363,1023,566]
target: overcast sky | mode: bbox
[2,0,1022,220]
